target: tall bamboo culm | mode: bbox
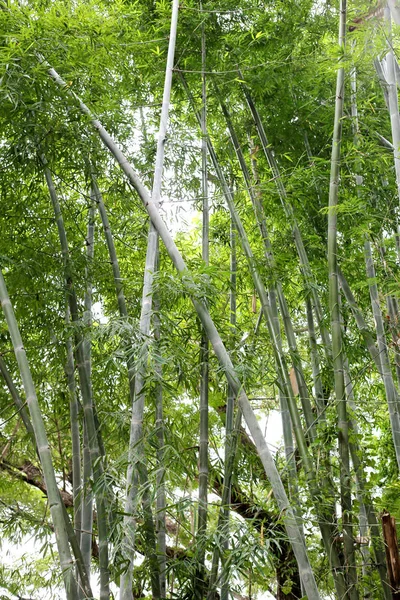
[0,269,78,600]
[79,196,96,599]
[327,0,358,595]
[196,4,209,596]
[119,2,179,597]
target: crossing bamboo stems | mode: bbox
[45,60,321,600]
[42,161,110,599]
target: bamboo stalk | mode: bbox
[0,333,93,597]
[239,77,332,359]
[220,219,236,600]
[120,3,179,597]
[327,0,357,593]
[305,298,325,417]
[45,62,321,600]
[207,219,238,600]
[338,269,383,376]
[196,6,209,596]
[384,6,400,201]
[153,287,166,599]
[364,239,400,469]
[65,310,82,552]
[0,268,79,600]
[343,359,391,599]
[80,423,93,594]
[78,196,96,599]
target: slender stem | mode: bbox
[344,359,391,599]
[0,269,78,600]
[239,77,332,359]
[218,91,316,435]
[327,0,357,594]
[153,285,166,599]
[220,219,236,600]
[364,239,400,469]
[338,269,383,376]
[196,6,209,595]
[0,329,92,597]
[120,3,179,597]
[78,196,96,599]
[0,355,35,442]
[65,309,82,553]
[81,423,93,588]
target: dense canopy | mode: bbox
[1,0,400,599]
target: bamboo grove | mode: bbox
[2,0,400,598]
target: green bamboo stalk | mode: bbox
[207,220,238,600]
[207,408,242,600]
[327,0,357,593]
[305,298,325,417]
[219,219,236,600]
[45,63,321,600]
[78,196,95,600]
[364,238,400,469]
[80,422,93,590]
[384,6,400,201]
[338,269,383,376]
[196,7,209,596]
[153,287,166,599]
[0,268,79,600]
[42,161,110,599]
[65,310,82,551]
[91,172,159,598]
[90,175,135,402]
[248,135,299,486]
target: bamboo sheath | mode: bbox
[44,62,321,600]
[0,269,79,600]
